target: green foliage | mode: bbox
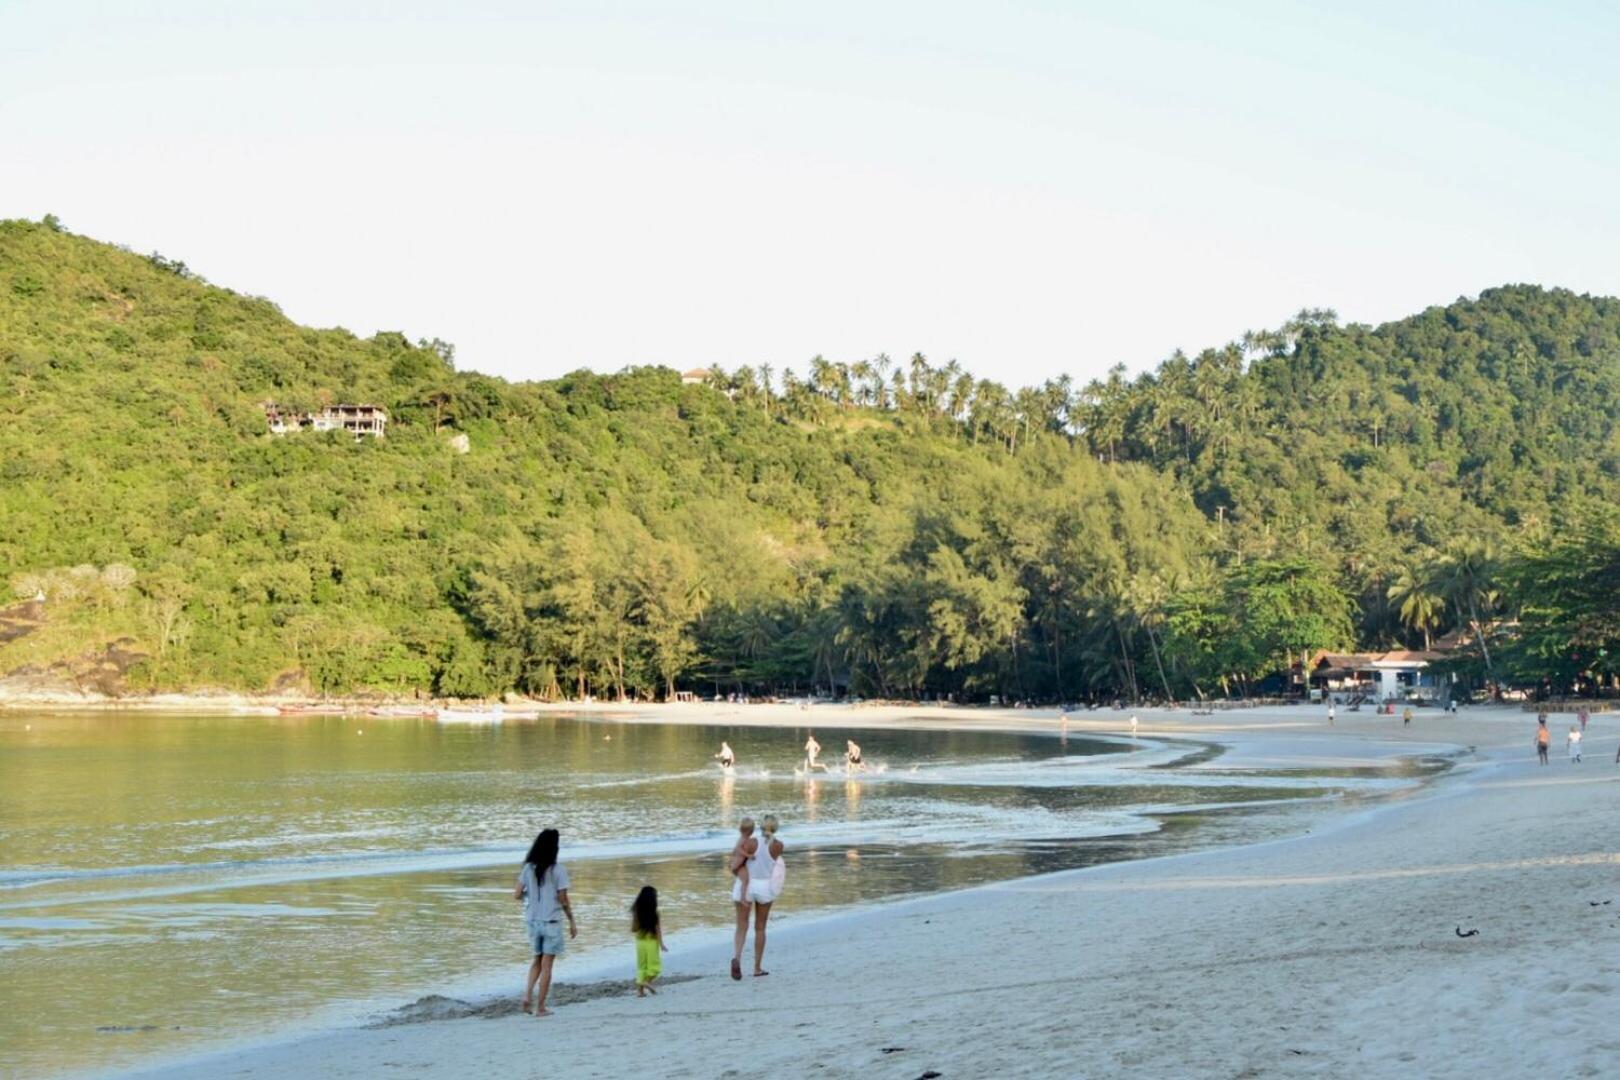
[0,220,1612,700]
[1500,510,1620,689]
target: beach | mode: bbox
[117,701,1620,1080]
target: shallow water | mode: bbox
[0,711,1432,1076]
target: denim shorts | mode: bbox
[529,921,566,957]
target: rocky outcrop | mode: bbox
[0,636,150,700]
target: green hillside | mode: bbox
[1,217,1615,700]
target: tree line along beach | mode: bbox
[3,220,1620,714]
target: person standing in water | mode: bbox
[1568,725,1583,763]
[1130,714,1139,739]
[845,739,865,772]
[515,828,576,1017]
[1536,718,1551,765]
[804,733,827,772]
[715,741,735,769]
[1327,700,1336,726]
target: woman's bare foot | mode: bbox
[521,998,532,1014]
[646,982,658,995]
[534,1006,554,1018]
[637,984,646,998]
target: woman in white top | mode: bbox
[729,814,785,980]
[514,828,577,1017]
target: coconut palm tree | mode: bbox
[1435,540,1499,678]
[1386,561,1444,650]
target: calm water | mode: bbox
[0,712,1424,1077]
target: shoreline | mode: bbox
[100,704,1573,1080]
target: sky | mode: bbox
[3,0,1617,388]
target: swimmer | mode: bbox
[804,733,828,772]
[845,739,866,773]
[715,741,735,769]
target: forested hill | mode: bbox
[2,217,1617,701]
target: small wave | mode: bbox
[574,769,714,790]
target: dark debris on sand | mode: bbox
[369,976,703,1028]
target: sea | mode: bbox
[0,710,1443,1076]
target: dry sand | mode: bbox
[125,702,1620,1079]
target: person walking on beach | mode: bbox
[730,814,785,980]
[1130,714,1139,739]
[1536,718,1551,765]
[1568,725,1583,763]
[1402,706,1413,727]
[516,828,576,1017]
[1579,708,1589,733]
[631,886,668,997]
[1327,700,1335,726]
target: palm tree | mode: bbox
[1435,540,1499,678]
[850,359,875,406]
[1386,561,1444,650]
[907,353,931,411]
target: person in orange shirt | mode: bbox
[1536,718,1551,765]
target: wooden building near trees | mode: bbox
[265,403,388,438]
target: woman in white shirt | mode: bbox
[515,828,577,1016]
[729,814,785,980]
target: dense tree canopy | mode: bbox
[1,218,1614,700]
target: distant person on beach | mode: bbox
[1327,701,1335,726]
[845,739,865,772]
[1568,726,1583,763]
[1402,706,1413,727]
[1579,709,1589,732]
[730,814,785,980]
[1536,719,1551,765]
[515,827,576,1017]
[715,741,735,769]
[804,734,827,772]
[1130,714,1139,738]
[631,886,667,997]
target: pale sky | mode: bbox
[3,1,1616,388]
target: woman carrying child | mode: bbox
[729,814,785,981]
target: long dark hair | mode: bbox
[631,885,659,936]
[524,828,559,888]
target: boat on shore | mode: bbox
[368,705,440,719]
[437,705,506,724]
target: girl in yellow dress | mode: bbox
[631,886,668,996]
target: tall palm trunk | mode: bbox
[1146,624,1173,702]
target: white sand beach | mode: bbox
[128,702,1620,1080]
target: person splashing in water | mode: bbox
[804,733,827,772]
[845,739,866,773]
[715,741,735,770]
